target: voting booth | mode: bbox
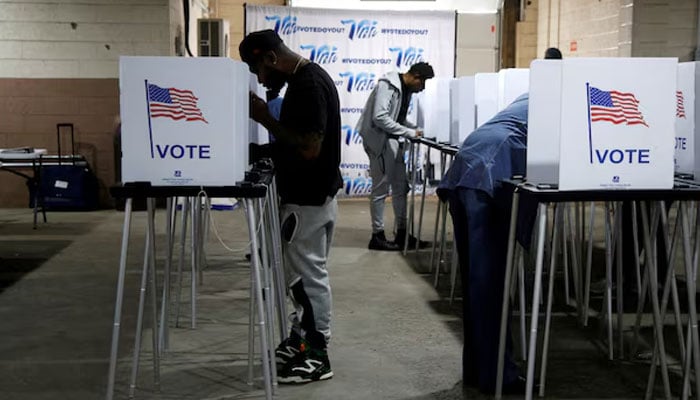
[120,56,250,186]
[475,72,499,128]
[450,76,476,145]
[676,62,699,176]
[498,68,530,111]
[527,57,677,190]
[421,77,452,143]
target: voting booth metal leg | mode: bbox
[159,197,174,353]
[523,202,549,400]
[244,198,274,400]
[434,198,450,288]
[561,205,571,308]
[258,197,279,390]
[614,202,624,359]
[268,181,288,340]
[128,198,161,397]
[517,248,527,362]
[495,190,520,400]
[429,198,443,273]
[679,202,700,399]
[174,197,190,328]
[602,202,614,361]
[538,204,563,397]
[190,196,198,329]
[247,255,256,386]
[416,144,430,253]
[565,204,584,322]
[404,141,417,256]
[639,202,672,400]
[106,198,133,400]
[146,199,161,390]
[646,202,687,399]
[582,202,596,326]
[680,202,700,399]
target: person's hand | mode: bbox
[249,91,270,123]
[415,129,423,138]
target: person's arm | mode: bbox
[249,86,326,161]
[371,80,419,138]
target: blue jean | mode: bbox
[448,186,521,392]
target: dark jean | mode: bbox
[447,185,537,392]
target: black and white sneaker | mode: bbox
[275,334,307,368]
[277,349,333,384]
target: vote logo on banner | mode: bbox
[342,124,362,146]
[299,44,338,64]
[338,72,376,92]
[389,47,424,68]
[340,19,378,39]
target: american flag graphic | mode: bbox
[147,83,207,123]
[676,90,686,119]
[588,86,648,127]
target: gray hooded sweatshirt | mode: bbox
[356,70,419,158]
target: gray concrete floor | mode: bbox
[0,198,687,399]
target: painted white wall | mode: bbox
[289,0,499,13]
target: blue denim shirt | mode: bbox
[439,93,529,198]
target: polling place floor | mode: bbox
[0,198,683,399]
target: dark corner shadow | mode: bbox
[0,240,72,294]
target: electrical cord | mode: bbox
[195,188,269,254]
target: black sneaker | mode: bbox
[275,333,307,368]
[368,231,400,251]
[277,348,333,384]
[395,228,431,249]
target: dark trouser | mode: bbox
[448,186,521,392]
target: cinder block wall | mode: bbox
[516,0,538,67]
[0,0,207,207]
[632,0,697,60]
[536,0,631,58]
[534,0,698,60]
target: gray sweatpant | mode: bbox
[279,196,337,346]
[368,138,409,234]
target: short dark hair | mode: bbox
[239,29,283,66]
[408,62,435,79]
[544,47,562,60]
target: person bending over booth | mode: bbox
[438,94,537,394]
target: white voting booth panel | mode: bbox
[120,56,249,186]
[498,68,529,111]
[475,72,499,127]
[450,76,476,145]
[526,60,562,185]
[249,75,270,145]
[558,58,676,190]
[528,58,677,190]
[676,62,697,175]
[422,77,451,143]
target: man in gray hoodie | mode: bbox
[356,62,434,251]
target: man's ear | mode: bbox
[263,51,278,66]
